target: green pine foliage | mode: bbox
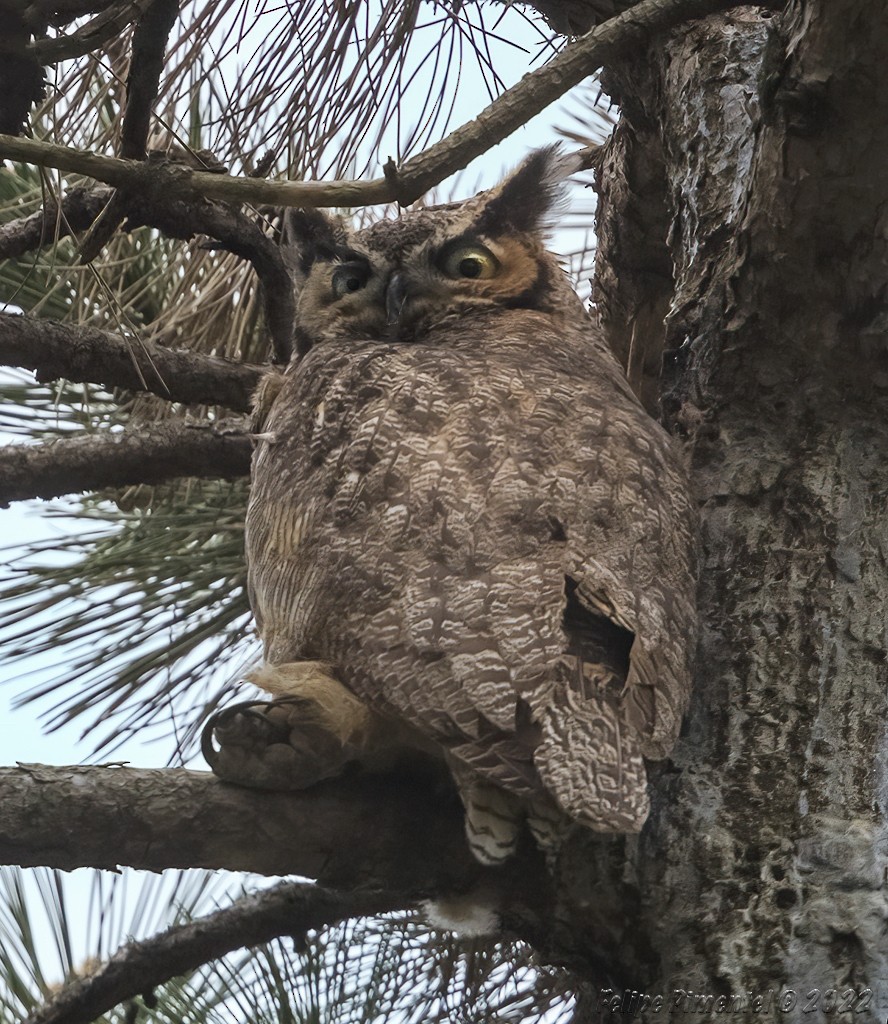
[0,1,618,1018]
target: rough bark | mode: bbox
[0,0,45,135]
[27,0,153,62]
[585,1,888,1018]
[0,419,251,503]
[120,0,180,160]
[0,186,112,258]
[0,764,469,882]
[0,764,550,934]
[593,61,674,415]
[0,314,263,411]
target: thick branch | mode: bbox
[0,762,558,956]
[0,314,263,410]
[0,764,483,888]
[3,0,780,209]
[120,0,180,159]
[0,185,111,258]
[0,419,251,503]
[2,182,295,362]
[25,882,403,1024]
[28,0,152,62]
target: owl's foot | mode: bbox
[201,698,355,790]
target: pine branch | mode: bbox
[0,132,389,207]
[1,179,295,361]
[5,763,554,1019]
[386,0,783,202]
[0,185,111,258]
[0,764,482,888]
[23,0,125,30]
[120,0,180,160]
[27,0,153,62]
[24,881,404,1024]
[0,419,251,503]
[119,178,297,362]
[0,763,555,954]
[76,0,183,261]
[0,313,263,410]
[1,0,783,208]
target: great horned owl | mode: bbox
[204,147,698,864]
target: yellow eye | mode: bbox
[440,243,499,281]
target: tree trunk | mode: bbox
[559,1,888,1017]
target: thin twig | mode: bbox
[0,313,263,410]
[24,882,404,1024]
[0,418,251,504]
[4,0,780,207]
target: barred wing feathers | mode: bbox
[245,312,697,834]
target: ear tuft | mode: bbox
[282,208,350,275]
[473,144,581,237]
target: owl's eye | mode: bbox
[332,262,371,298]
[439,243,499,281]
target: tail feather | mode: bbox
[535,687,649,833]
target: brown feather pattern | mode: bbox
[238,149,698,861]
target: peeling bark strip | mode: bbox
[0,419,251,503]
[1,0,779,211]
[0,314,263,411]
[25,882,403,1024]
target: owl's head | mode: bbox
[284,145,583,354]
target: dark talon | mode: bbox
[200,697,354,790]
[201,698,294,766]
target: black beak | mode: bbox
[386,271,409,327]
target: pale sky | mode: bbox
[0,0,611,996]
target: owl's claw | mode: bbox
[201,698,354,790]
